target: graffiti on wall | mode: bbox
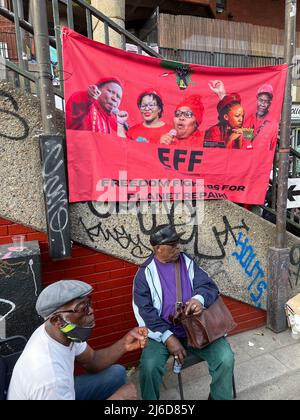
[79,202,250,263]
[289,244,300,290]
[78,202,251,289]
[0,243,42,340]
[0,90,29,140]
[0,259,29,278]
[40,135,71,259]
[232,232,268,308]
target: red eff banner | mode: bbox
[62,28,287,204]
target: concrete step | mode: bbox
[129,327,300,400]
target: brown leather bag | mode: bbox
[175,297,237,349]
[170,262,237,349]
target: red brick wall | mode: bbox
[0,217,266,366]
[179,0,300,30]
[0,13,18,61]
[216,0,300,30]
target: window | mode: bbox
[0,42,8,59]
[216,0,227,13]
[0,0,13,10]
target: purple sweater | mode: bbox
[154,255,193,338]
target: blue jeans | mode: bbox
[74,364,126,400]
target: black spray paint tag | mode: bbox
[39,135,71,260]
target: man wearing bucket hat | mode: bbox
[133,224,235,400]
[160,95,205,146]
[66,77,128,136]
[7,280,148,400]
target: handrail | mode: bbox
[0,1,162,100]
[0,6,57,48]
[291,147,300,160]
[0,2,299,233]
[0,2,163,58]
[261,205,300,233]
[0,6,33,35]
[70,0,163,58]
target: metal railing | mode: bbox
[0,1,299,234]
[261,145,300,235]
[0,32,18,60]
[160,48,284,68]
[0,0,163,97]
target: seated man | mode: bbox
[8,280,148,400]
[133,225,235,400]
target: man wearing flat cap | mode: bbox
[133,225,235,400]
[8,280,148,400]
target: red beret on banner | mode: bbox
[96,77,124,89]
[176,94,204,125]
[217,93,241,115]
[137,89,163,105]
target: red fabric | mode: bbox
[66,93,118,134]
[217,93,241,114]
[137,89,163,104]
[96,77,123,88]
[127,123,173,144]
[62,27,287,204]
[172,129,204,148]
[66,91,91,130]
[205,125,227,147]
[244,114,279,150]
[204,125,245,149]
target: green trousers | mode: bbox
[140,337,235,400]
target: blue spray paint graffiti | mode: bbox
[232,232,268,308]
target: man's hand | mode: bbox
[165,335,186,365]
[123,327,148,352]
[87,85,101,100]
[108,383,138,400]
[208,80,226,100]
[185,298,203,316]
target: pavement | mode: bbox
[129,326,300,400]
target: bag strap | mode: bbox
[175,260,182,307]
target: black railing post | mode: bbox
[32,0,56,134]
[267,0,296,332]
[32,0,71,260]
[12,0,30,92]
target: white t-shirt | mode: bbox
[7,324,87,400]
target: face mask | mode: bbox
[60,322,94,343]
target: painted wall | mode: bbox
[0,241,42,340]
[0,216,266,365]
[0,80,300,313]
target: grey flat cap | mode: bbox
[36,280,93,319]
